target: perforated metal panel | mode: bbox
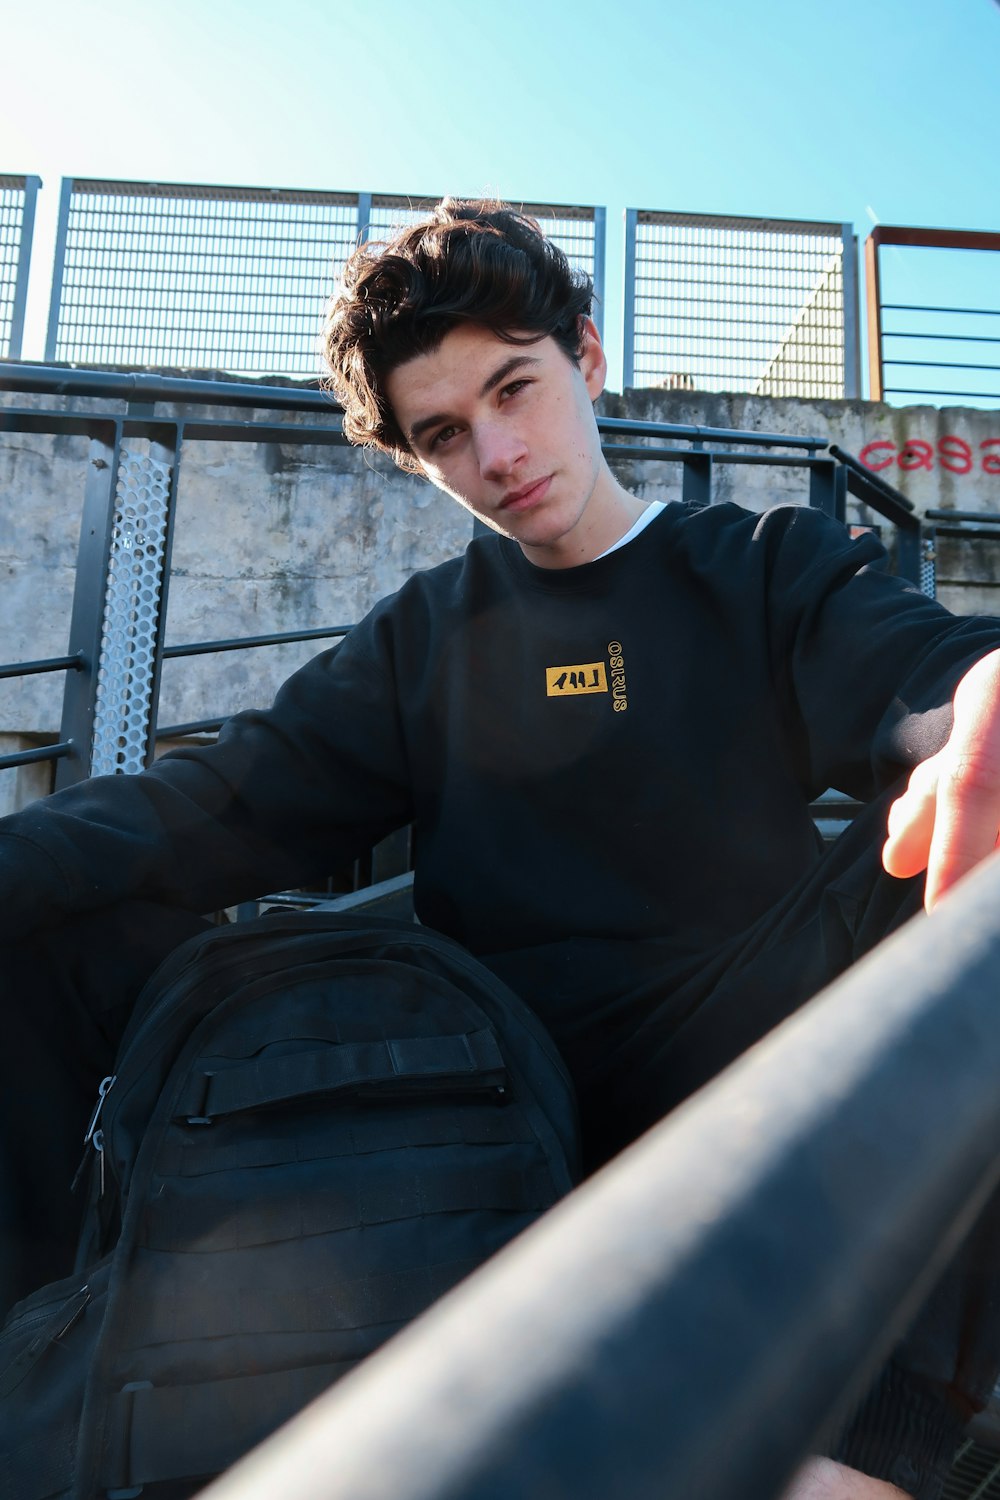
[920,536,938,599]
[91,446,171,776]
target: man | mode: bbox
[3,199,1000,1499]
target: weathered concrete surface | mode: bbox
[0,388,470,740]
[601,389,1000,614]
[2,375,998,813]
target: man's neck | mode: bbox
[518,475,647,570]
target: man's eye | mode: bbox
[501,379,530,400]
[431,425,459,449]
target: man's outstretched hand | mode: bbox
[883,647,1000,911]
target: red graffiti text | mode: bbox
[860,435,1000,478]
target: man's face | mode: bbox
[385,319,624,568]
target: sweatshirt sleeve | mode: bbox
[760,505,1000,799]
[0,605,414,942]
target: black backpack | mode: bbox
[0,912,580,1500]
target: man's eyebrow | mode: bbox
[479,353,541,398]
[407,354,542,448]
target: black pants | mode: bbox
[2,795,997,1500]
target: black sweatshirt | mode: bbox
[2,501,999,982]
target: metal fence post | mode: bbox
[356,191,372,246]
[681,452,713,507]
[841,223,861,400]
[55,419,123,787]
[623,208,638,390]
[44,177,73,364]
[143,427,183,759]
[591,205,606,340]
[864,231,884,402]
[808,459,838,519]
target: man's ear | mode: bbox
[577,316,608,400]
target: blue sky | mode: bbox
[3,0,998,392]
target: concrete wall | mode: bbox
[599,387,1000,613]
[2,376,999,812]
[0,387,470,813]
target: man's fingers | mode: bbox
[923,755,1000,909]
[923,651,1000,909]
[882,756,939,880]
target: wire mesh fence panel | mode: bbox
[45,180,366,378]
[0,174,39,358]
[624,210,854,398]
[44,183,607,377]
[344,194,605,334]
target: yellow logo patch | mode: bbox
[545,662,608,697]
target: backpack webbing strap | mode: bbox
[132,1255,488,1345]
[175,1028,506,1121]
[143,1160,553,1252]
[102,1363,351,1493]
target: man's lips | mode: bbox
[498,475,552,513]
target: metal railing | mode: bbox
[41,180,606,375]
[623,209,860,399]
[13,176,1000,413]
[5,365,999,1498]
[865,226,1000,404]
[196,851,1000,1500]
[0,174,40,359]
[0,362,921,795]
[0,367,349,786]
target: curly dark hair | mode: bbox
[322,198,594,473]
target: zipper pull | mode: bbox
[93,1129,106,1198]
[84,1074,116,1145]
[70,1075,116,1194]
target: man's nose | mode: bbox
[476,421,527,480]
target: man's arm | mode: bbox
[883,647,1000,910]
[0,617,414,942]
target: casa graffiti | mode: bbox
[860,435,1000,477]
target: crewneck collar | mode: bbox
[497,502,676,593]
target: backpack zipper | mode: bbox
[0,1283,91,1396]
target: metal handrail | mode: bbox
[0,367,923,779]
[198,854,1000,1500]
[160,626,351,661]
[0,653,83,680]
[0,361,338,412]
